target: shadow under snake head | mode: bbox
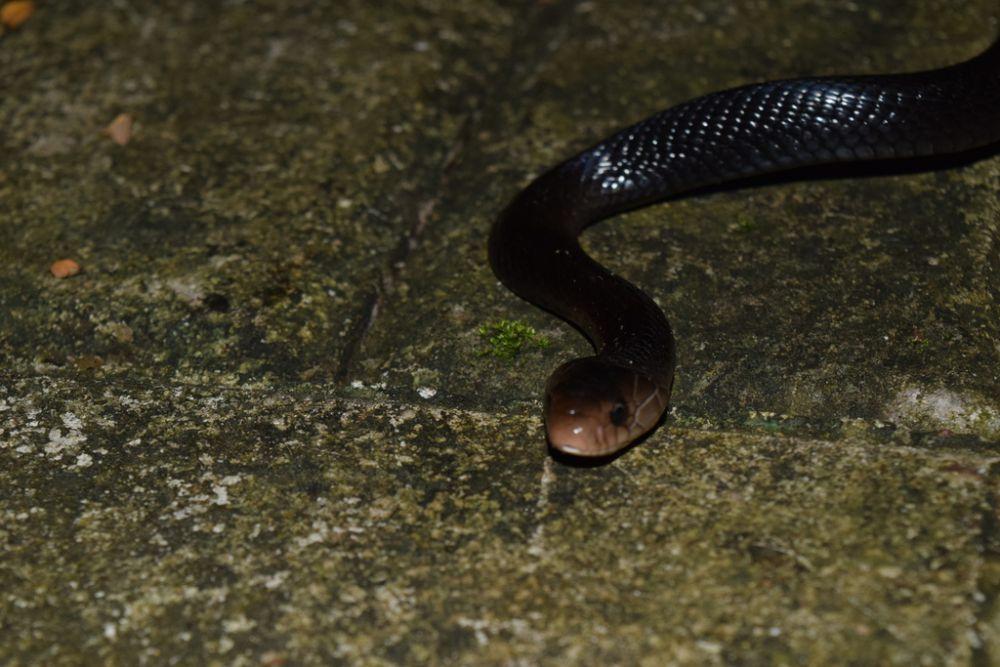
[544,357,669,457]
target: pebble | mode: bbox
[104,113,134,146]
[0,1,34,29]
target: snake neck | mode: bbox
[489,182,676,389]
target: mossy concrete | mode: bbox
[2,0,999,664]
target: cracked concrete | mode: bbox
[2,0,999,664]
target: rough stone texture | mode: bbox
[1,1,999,664]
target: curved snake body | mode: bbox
[489,39,1000,457]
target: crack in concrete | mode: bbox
[332,172,454,384]
[331,0,581,384]
[526,457,555,560]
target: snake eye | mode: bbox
[609,403,627,426]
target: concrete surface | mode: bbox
[1,0,999,664]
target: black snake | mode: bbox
[488,37,1000,457]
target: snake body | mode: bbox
[488,38,1000,457]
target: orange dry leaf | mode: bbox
[104,113,134,146]
[50,258,81,278]
[0,1,35,29]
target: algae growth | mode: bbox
[478,319,551,360]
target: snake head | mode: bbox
[544,357,669,457]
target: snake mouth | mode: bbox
[546,415,630,457]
